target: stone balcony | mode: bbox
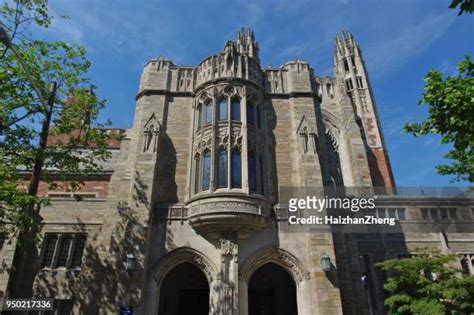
[186,193,270,238]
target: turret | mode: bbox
[333,32,395,188]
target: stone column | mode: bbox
[219,237,239,315]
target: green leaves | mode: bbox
[377,254,474,314]
[0,1,111,245]
[404,56,474,182]
[449,0,474,15]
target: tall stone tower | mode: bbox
[333,32,395,188]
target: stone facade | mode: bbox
[1,29,473,315]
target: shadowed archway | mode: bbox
[158,262,209,315]
[248,262,297,315]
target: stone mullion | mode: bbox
[227,96,232,189]
[187,99,198,199]
[210,92,217,192]
[261,102,269,198]
[242,87,249,193]
[51,234,63,268]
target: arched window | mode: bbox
[202,151,211,190]
[231,150,241,188]
[217,148,227,188]
[231,98,240,121]
[218,99,228,121]
[247,102,255,125]
[205,101,212,125]
[248,154,256,192]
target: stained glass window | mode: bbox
[217,149,227,188]
[231,99,240,121]
[218,99,228,121]
[205,101,212,124]
[247,102,254,125]
[231,150,241,188]
[202,151,211,190]
[249,155,256,192]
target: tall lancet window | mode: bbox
[231,98,241,121]
[248,153,257,192]
[195,107,202,130]
[205,101,212,125]
[217,148,227,188]
[218,99,228,121]
[202,151,211,190]
[231,150,241,188]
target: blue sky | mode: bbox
[43,0,473,186]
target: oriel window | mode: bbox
[217,149,228,188]
[205,101,212,125]
[202,151,211,190]
[231,98,241,121]
[231,150,241,188]
[218,99,228,121]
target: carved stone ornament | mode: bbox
[220,238,238,257]
[240,247,310,283]
[223,85,236,97]
[152,247,217,286]
[198,90,213,104]
[143,113,161,153]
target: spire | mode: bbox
[233,27,260,64]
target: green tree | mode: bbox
[404,56,474,182]
[0,0,111,244]
[376,254,474,315]
[449,0,474,15]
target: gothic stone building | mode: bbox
[2,29,474,315]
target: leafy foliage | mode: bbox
[0,1,112,244]
[377,254,474,315]
[449,0,474,15]
[404,56,474,182]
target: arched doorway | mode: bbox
[158,262,209,315]
[248,263,297,315]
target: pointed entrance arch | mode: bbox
[239,247,312,315]
[248,263,297,315]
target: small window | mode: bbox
[41,234,86,270]
[217,149,227,188]
[205,102,212,125]
[345,79,354,91]
[388,208,396,219]
[397,208,406,221]
[55,235,72,268]
[460,257,470,275]
[231,99,240,121]
[344,60,349,72]
[202,151,211,191]
[42,235,58,268]
[377,208,386,218]
[218,99,227,121]
[356,76,363,89]
[247,102,255,125]
[248,155,257,192]
[231,150,241,188]
[429,209,438,220]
